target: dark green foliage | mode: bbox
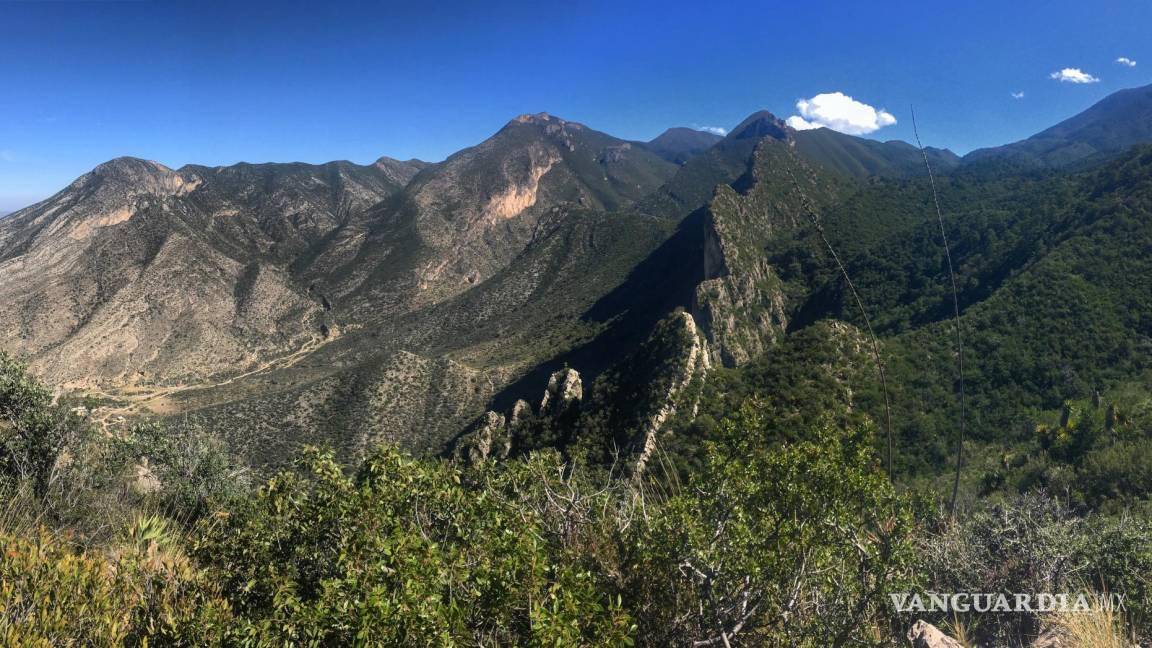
[190,446,635,645]
[0,352,87,498]
[793,127,960,178]
[662,320,873,476]
[758,146,1152,476]
[630,405,921,645]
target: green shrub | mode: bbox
[627,403,921,646]
[190,446,633,646]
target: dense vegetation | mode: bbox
[4,347,1152,645]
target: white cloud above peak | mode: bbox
[696,125,728,136]
[1116,57,1137,67]
[1050,68,1099,84]
[785,92,896,135]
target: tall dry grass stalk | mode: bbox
[910,106,967,517]
[1045,605,1131,648]
[786,162,896,477]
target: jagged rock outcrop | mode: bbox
[540,367,583,416]
[509,398,533,429]
[631,312,711,476]
[907,620,964,648]
[691,127,833,367]
[453,411,511,463]
[569,310,712,472]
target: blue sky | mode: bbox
[1,0,1150,212]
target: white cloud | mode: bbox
[785,92,896,135]
[1050,68,1099,83]
[697,125,727,136]
[1116,57,1137,67]
[1011,91,1025,99]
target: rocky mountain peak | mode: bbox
[510,112,569,126]
[372,156,427,187]
[77,156,200,198]
[728,110,791,142]
[503,112,587,143]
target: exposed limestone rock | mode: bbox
[454,411,510,463]
[129,460,162,495]
[370,112,677,308]
[540,368,583,416]
[509,399,533,428]
[690,139,829,367]
[907,620,964,648]
[632,311,711,476]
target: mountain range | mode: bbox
[3,83,1152,473]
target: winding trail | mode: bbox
[83,335,329,422]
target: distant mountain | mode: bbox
[313,112,680,312]
[965,83,1152,168]
[8,96,1152,478]
[793,127,960,177]
[0,113,685,463]
[642,127,724,164]
[0,156,416,387]
[642,112,793,217]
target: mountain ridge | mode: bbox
[965,82,1152,168]
[4,87,1152,469]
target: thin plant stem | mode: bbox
[786,163,895,477]
[910,106,967,518]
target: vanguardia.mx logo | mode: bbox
[890,592,1125,614]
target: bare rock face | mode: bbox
[453,411,510,463]
[907,620,964,648]
[508,399,533,428]
[333,114,679,312]
[540,367,583,416]
[631,311,711,476]
[691,139,829,367]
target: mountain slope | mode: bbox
[0,156,413,387]
[643,127,724,164]
[794,127,960,177]
[308,113,680,313]
[965,83,1152,168]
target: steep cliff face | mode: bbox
[626,312,711,476]
[691,130,833,367]
[455,310,711,472]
